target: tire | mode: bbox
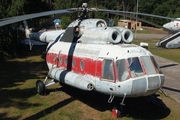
[36,80,45,95]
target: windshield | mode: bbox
[127,57,144,78]
[116,56,162,81]
[141,56,157,75]
[150,56,163,74]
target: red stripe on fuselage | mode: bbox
[46,52,102,78]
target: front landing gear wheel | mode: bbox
[36,80,45,95]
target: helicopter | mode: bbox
[0,3,166,113]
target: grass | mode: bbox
[0,43,180,120]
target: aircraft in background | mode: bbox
[162,18,180,33]
[156,18,180,48]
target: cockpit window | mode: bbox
[128,57,144,78]
[102,59,115,80]
[150,56,163,74]
[116,59,130,81]
[141,56,156,75]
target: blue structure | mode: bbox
[53,19,62,30]
[53,19,61,24]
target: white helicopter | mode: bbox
[0,3,165,114]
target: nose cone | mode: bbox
[163,20,180,33]
[163,23,170,30]
[162,22,176,33]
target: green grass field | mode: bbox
[0,42,180,120]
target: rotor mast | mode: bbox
[76,3,98,20]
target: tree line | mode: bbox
[0,0,179,57]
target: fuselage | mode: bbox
[27,18,164,98]
[46,41,164,97]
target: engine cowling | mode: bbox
[68,19,134,44]
[114,27,134,43]
[68,19,107,29]
[78,27,122,44]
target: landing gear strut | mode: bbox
[36,77,57,95]
[36,55,58,95]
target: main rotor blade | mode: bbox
[98,9,179,21]
[0,18,13,21]
[0,9,75,27]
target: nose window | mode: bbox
[150,56,163,74]
[140,56,156,75]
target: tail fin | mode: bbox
[23,20,31,38]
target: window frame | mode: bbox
[101,58,116,82]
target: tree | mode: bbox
[0,0,51,57]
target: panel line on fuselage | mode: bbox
[46,32,64,52]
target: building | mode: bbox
[118,20,142,30]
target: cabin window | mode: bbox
[102,59,115,80]
[80,60,84,70]
[59,56,63,65]
[127,57,144,78]
[116,59,130,81]
[65,58,68,66]
[150,56,163,74]
[72,60,76,67]
[140,56,156,75]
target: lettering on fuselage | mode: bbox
[75,48,100,56]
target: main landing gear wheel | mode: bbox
[36,80,45,95]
